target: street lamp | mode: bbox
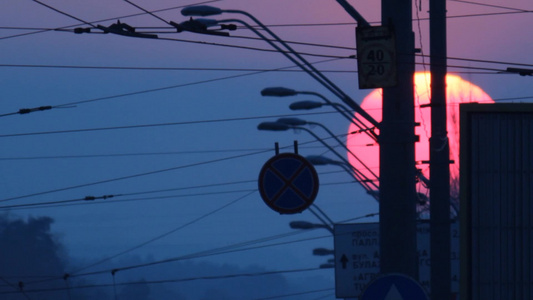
[313,247,335,256]
[289,220,333,234]
[319,263,335,269]
[258,120,378,200]
[180,5,379,130]
[274,117,378,183]
[261,87,377,141]
[306,155,379,201]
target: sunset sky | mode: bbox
[0,0,531,299]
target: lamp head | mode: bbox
[313,248,334,256]
[181,5,223,17]
[276,117,307,126]
[305,155,335,166]
[289,100,324,110]
[257,122,289,131]
[289,221,317,230]
[260,87,298,97]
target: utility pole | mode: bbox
[430,0,451,299]
[379,0,418,278]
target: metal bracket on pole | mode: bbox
[335,0,371,27]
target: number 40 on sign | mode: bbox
[356,26,397,89]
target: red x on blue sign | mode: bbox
[258,153,319,214]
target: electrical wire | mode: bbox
[52,57,342,108]
[0,54,524,120]
[10,216,377,295]
[0,111,337,138]
[0,0,222,41]
[19,229,331,287]
[3,52,532,70]
[448,0,532,12]
[70,190,256,275]
[0,180,357,211]
[31,0,98,29]
[0,143,339,161]
[4,212,378,290]
[0,130,356,206]
[4,92,531,141]
[2,9,530,40]
[0,267,331,296]
[0,149,269,204]
[0,148,268,161]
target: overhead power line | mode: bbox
[1,54,532,70]
[0,111,336,138]
[4,212,377,289]
[0,133,350,205]
[0,267,330,296]
[0,149,268,204]
[1,9,530,41]
[449,0,532,12]
[0,0,222,40]
[69,190,256,275]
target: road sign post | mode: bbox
[334,222,460,298]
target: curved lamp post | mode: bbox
[261,87,377,141]
[306,155,379,201]
[289,220,333,234]
[274,117,379,184]
[313,247,335,256]
[180,5,379,130]
[258,120,378,200]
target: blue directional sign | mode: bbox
[258,153,319,214]
[360,274,429,300]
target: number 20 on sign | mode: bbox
[356,26,397,89]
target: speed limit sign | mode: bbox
[356,26,397,89]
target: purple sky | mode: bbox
[0,0,531,299]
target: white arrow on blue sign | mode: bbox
[360,274,429,300]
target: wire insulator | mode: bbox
[74,27,91,34]
[18,106,52,114]
[220,24,237,31]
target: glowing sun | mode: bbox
[346,72,494,202]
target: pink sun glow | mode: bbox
[347,72,494,198]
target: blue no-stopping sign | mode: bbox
[258,153,319,214]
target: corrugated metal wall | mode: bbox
[460,104,533,300]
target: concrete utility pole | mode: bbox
[430,0,452,299]
[379,0,418,278]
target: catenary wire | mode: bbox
[69,190,256,274]
[4,92,532,140]
[0,180,357,211]
[0,268,332,296]
[1,8,530,41]
[449,0,532,12]
[0,131,357,204]
[31,0,98,28]
[0,61,523,119]
[16,212,378,290]
[0,111,338,138]
[2,52,533,69]
[0,0,222,41]
[0,148,269,203]
[70,212,378,278]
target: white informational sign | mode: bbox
[356,26,397,89]
[334,221,459,299]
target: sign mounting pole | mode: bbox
[379,0,418,278]
[429,0,451,299]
